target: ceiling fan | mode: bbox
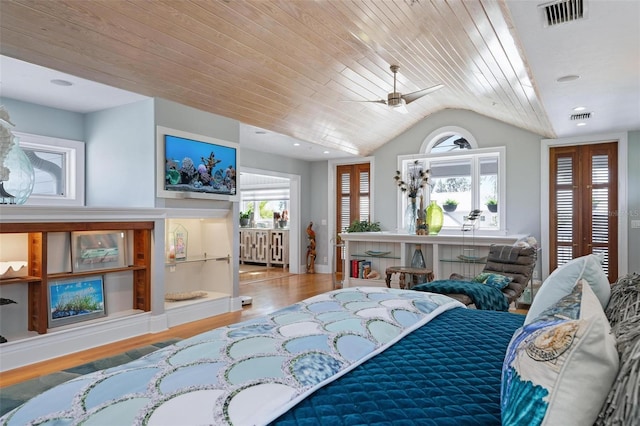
[347,65,444,114]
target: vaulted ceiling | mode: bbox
[1,1,638,158]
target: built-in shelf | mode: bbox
[340,232,528,288]
[0,221,153,335]
[165,254,231,266]
[47,265,147,280]
[351,254,401,259]
[0,276,41,285]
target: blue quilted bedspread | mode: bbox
[271,308,524,425]
[412,279,510,311]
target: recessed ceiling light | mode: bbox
[323,151,330,154]
[573,106,586,111]
[576,122,587,127]
[293,143,300,146]
[557,75,580,83]
[50,79,73,86]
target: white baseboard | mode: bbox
[0,312,152,372]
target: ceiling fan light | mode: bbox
[387,92,405,107]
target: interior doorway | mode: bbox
[239,169,300,274]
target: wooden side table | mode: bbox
[385,266,434,290]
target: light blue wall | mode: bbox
[0,97,84,141]
[372,109,542,240]
[154,98,240,211]
[85,99,155,207]
[6,95,636,274]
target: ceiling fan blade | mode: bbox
[402,84,444,104]
[339,99,387,105]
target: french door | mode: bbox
[336,163,370,273]
[549,142,618,282]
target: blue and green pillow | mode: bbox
[501,280,618,426]
[473,272,512,290]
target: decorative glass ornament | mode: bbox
[410,244,428,285]
[404,197,418,234]
[426,201,444,235]
[1,137,34,205]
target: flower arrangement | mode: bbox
[393,160,430,198]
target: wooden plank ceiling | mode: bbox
[0,0,554,156]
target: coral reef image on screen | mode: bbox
[164,134,236,196]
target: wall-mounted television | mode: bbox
[157,126,239,201]
[48,275,106,328]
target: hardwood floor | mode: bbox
[0,271,335,388]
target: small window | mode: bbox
[15,132,85,206]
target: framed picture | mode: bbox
[172,224,188,261]
[71,231,127,273]
[48,275,106,328]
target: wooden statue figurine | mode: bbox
[306,222,316,273]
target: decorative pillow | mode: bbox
[605,272,640,327]
[473,272,512,290]
[525,253,610,324]
[597,273,640,425]
[501,280,619,426]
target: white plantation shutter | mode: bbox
[555,156,574,267]
[359,170,370,221]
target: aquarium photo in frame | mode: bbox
[71,231,127,273]
[48,275,106,328]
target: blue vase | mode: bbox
[1,138,35,205]
[410,244,428,286]
[404,197,417,234]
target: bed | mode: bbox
[0,287,521,426]
[2,266,637,426]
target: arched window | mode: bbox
[420,126,479,154]
[397,126,505,233]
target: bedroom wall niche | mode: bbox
[163,211,235,327]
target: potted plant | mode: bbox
[486,198,498,213]
[442,198,458,212]
[239,211,250,227]
[345,220,381,233]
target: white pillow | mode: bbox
[501,280,619,426]
[525,253,610,324]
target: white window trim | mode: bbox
[420,126,479,152]
[15,131,85,206]
[397,147,506,235]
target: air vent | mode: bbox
[539,0,586,27]
[570,112,591,120]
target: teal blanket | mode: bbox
[413,279,510,311]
